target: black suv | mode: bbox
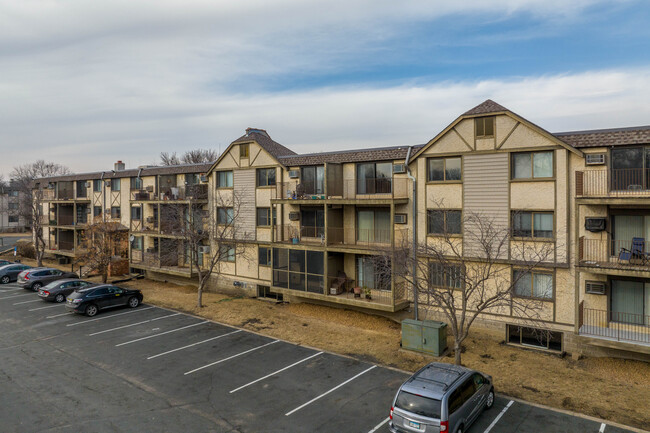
[65,284,143,317]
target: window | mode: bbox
[8,203,18,210]
[475,116,495,138]
[272,248,324,293]
[131,236,143,250]
[427,210,462,235]
[258,247,271,266]
[429,262,463,289]
[217,171,233,188]
[611,146,650,190]
[131,206,142,220]
[301,166,325,195]
[357,208,390,243]
[610,279,650,325]
[8,216,18,223]
[301,207,324,237]
[448,378,476,415]
[512,211,553,238]
[240,144,249,158]
[220,244,236,262]
[111,178,121,191]
[217,207,234,225]
[512,151,553,179]
[508,325,562,351]
[257,168,276,187]
[93,179,102,192]
[513,270,553,299]
[357,255,391,291]
[427,157,462,182]
[257,208,271,227]
[9,190,18,197]
[130,177,143,190]
[357,162,392,194]
[394,391,441,419]
[93,206,102,217]
[110,207,121,219]
[76,180,87,198]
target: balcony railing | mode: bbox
[277,178,409,200]
[273,225,407,248]
[579,303,650,345]
[325,276,405,306]
[131,184,208,201]
[579,237,650,270]
[576,169,650,198]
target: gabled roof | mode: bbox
[34,162,212,183]
[277,144,421,166]
[411,100,584,161]
[553,125,650,148]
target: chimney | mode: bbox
[114,160,125,171]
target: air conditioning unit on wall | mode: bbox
[585,154,606,165]
[394,214,407,224]
[585,281,606,295]
[393,164,406,174]
[288,170,299,179]
[288,212,300,221]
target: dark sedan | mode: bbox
[38,279,96,303]
[18,268,79,291]
[0,259,14,267]
[0,264,32,284]
[66,285,143,317]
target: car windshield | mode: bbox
[395,391,441,419]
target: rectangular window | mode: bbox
[130,177,143,190]
[512,211,554,238]
[257,168,276,187]
[8,216,18,223]
[272,248,324,293]
[131,206,142,220]
[513,270,553,299]
[301,166,325,195]
[356,162,392,194]
[256,208,271,226]
[357,208,391,243]
[507,325,562,351]
[217,207,234,225]
[475,116,495,138]
[220,244,236,262]
[429,262,464,289]
[93,206,102,217]
[357,255,391,291]
[131,236,143,250]
[8,203,18,210]
[9,190,19,197]
[110,207,121,219]
[93,179,102,192]
[427,210,462,235]
[258,247,271,266]
[512,151,553,179]
[111,178,121,191]
[240,144,249,158]
[76,180,87,198]
[610,279,649,325]
[427,157,462,182]
[217,171,233,188]
[301,207,324,237]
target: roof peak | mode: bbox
[463,99,509,116]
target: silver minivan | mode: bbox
[389,363,494,433]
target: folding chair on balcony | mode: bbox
[618,237,650,265]
[330,271,349,295]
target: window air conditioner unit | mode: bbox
[145,185,154,192]
[288,212,300,221]
[146,216,155,223]
[585,217,606,232]
[146,247,156,253]
[85,182,91,188]
[585,281,606,295]
[199,245,211,254]
[393,164,406,174]
[200,174,208,183]
[86,208,91,214]
[394,214,407,224]
[288,170,299,179]
[585,154,606,165]
[105,180,111,187]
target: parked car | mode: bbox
[38,279,96,303]
[0,259,14,267]
[0,264,32,284]
[18,268,79,292]
[389,363,494,433]
[66,285,143,317]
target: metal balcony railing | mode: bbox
[277,177,409,200]
[579,237,650,270]
[131,184,208,201]
[579,303,650,344]
[576,169,650,197]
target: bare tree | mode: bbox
[76,220,128,283]
[383,207,557,365]
[11,161,71,265]
[160,149,218,166]
[159,192,250,308]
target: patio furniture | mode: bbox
[618,237,650,265]
[330,271,350,295]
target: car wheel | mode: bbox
[128,296,140,308]
[0,276,9,284]
[457,424,464,433]
[32,283,42,292]
[85,304,98,317]
[486,388,495,409]
[55,294,65,303]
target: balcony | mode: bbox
[273,225,408,250]
[578,237,650,272]
[131,184,208,201]
[276,178,409,202]
[130,250,192,276]
[130,218,159,233]
[576,169,650,199]
[579,303,650,348]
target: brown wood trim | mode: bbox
[452,127,474,151]
[496,121,520,150]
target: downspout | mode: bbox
[405,147,418,321]
[100,172,106,223]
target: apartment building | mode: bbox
[0,182,27,233]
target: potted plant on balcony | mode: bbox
[364,286,372,300]
[353,286,362,298]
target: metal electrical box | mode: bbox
[401,319,448,356]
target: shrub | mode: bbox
[15,240,35,259]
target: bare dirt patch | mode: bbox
[6,253,650,430]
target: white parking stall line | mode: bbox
[230,351,323,393]
[28,304,61,311]
[147,329,242,360]
[116,321,209,347]
[0,288,25,292]
[88,313,180,336]
[0,293,33,300]
[184,340,280,375]
[368,417,390,433]
[285,365,377,416]
[13,299,41,305]
[599,423,606,433]
[66,307,154,326]
[46,312,72,319]
[484,400,514,433]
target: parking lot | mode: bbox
[0,282,641,433]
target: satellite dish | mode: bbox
[129,235,135,242]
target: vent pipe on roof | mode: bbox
[114,161,125,171]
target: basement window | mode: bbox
[507,325,562,352]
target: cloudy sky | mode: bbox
[1,0,649,176]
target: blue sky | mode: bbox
[0,0,649,175]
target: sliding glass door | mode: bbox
[610,279,650,325]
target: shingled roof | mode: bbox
[277,144,422,166]
[35,162,213,183]
[463,99,508,116]
[232,128,297,159]
[553,125,650,148]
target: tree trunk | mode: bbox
[197,285,203,308]
[454,340,462,365]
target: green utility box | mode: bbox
[401,319,448,356]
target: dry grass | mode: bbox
[6,253,650,430]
